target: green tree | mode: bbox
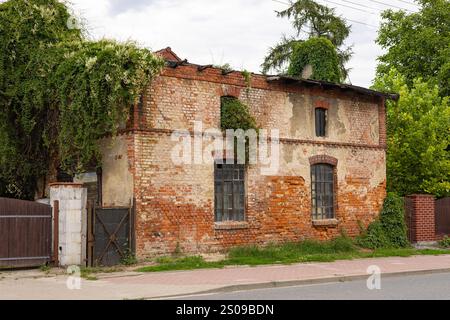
[0,0,163,199]
[261,0,351,80]
[372,69,450,197]
[287,37,342,82]
[376,0,450,97]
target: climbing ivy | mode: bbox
[0,0,164,199]
[220,97,258,131]
[357,193,409,249]
[287,37,342,83]
[241,70,252,89]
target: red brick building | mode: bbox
[98,48,398,258]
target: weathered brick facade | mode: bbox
[100,50,390,258]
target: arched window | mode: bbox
[311,164,335,220]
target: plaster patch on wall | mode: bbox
[330,100,346,136]
[288,93,308,138]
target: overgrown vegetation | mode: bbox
[120,250,138,266]
[214,63,233,74]
[357,193,409,249]
[220,97,258,131]
[0,0,164,199]
[137,236,450,273]
[241,70,252,89]
[80,266,124,280]
[287,37,342,82]
[439,236,450,248]
[261,0,352,81]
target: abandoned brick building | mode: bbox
[80,48,398,257]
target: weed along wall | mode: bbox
[100,60,388,258]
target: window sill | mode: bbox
[312,219,339,227]
[214,221,249,230]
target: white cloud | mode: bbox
[68,0,419,88]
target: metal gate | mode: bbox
[87,203,134,266]
[0,198,52,268]
[436,197,450,236]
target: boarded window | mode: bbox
[311,164,335,220]
[315,108,327,137]
[214,162,245,222]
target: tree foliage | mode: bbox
[373,69,450,197]
[287,37,342,82]
[376,0,450,97]
[261,0,351,81]
[0,0,164,199]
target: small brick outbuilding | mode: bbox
[95,48,397,258]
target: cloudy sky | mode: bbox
[68,0,419,88]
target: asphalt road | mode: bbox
[175,272,450,300]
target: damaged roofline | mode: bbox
[266,76,400,101]
[156,48,399,101]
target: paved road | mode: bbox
[176,272,450,300]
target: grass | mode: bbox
[137,237,450,273]
[80,266,124,280]
[39,264,51,272]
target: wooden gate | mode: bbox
[0,198,52,268]
[87,204,134,266]
[435,197,450,236]
[404,196,414,242]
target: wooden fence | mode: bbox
[0,198,52,267]
[436,197,450,237]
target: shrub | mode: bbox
[220,97,258,131]
[357,220,390,249]
[380,193,409,247]
[357,193,409,249]
[439,236,450,248]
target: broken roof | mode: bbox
[266,76,399,101]
[155,48,399,101]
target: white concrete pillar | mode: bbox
[49,183,87,266]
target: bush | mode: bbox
[357,193,409,249]
[357,220,389,249]
[220,97,258,131]
[439,236,450,248]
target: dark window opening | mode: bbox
[56,167,73,183]
[96,167,102,206]
[315,108,327,137]
[311,164,335,220]
[214,162,245,222]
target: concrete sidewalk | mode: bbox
[1,254,450,300]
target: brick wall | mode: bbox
[115,66,388,257]
[405,194,436,243]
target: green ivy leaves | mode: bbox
[287,37,342,83]
[0,0,164,198]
